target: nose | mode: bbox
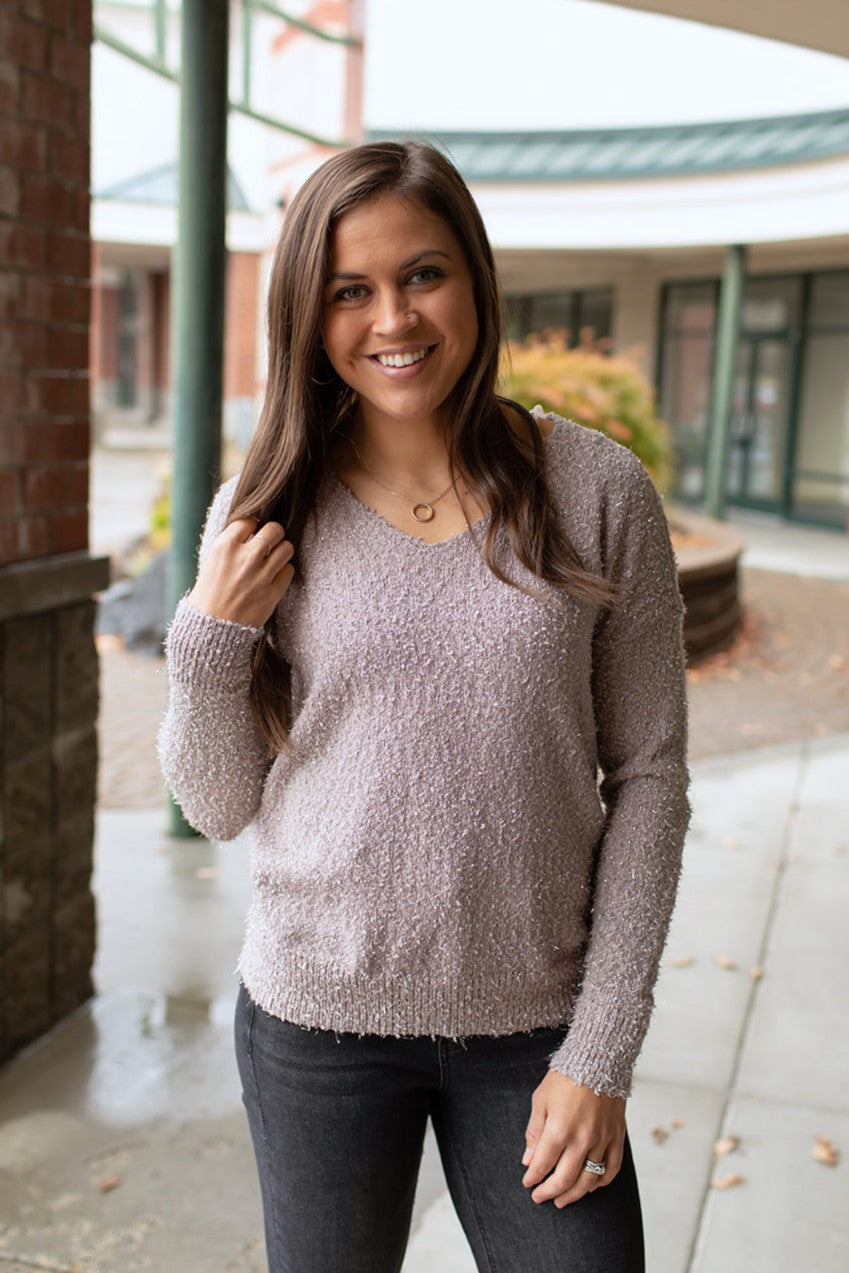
[373,288,416,336]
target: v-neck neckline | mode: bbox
[324,409,563,550]
[326,467,490,549]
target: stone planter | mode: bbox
[670,507,745,662]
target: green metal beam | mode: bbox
[704,244,746,520]
[240,0,252,106]
[167,0,230,836]
[96,0,359,47]
[95,25,179,82]
[232,99,348,150]
[154,0,166,60]
[94,24,350,148]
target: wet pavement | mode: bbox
[1,735,847,1272]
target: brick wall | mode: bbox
[0,0,109,1063]
[0,0,92,564]
[223,250,260,400]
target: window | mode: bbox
[505,289,613,350]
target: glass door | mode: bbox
[727,336,794,513]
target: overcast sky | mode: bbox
[364,0,849,131]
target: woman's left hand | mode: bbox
[522,1071,626,1207]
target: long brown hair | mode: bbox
[229,140,614,753]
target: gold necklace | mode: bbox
[347,438,457,523]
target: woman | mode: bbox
[159,140,690,1273]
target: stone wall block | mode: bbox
[52,890,95,1017]
[4,747,53,853]
[3,611,52,758]
[54,807,94,897]
[53,725,96,838]
[1,928,51,1047]
[1,838,52,945]
[54,599,98,732]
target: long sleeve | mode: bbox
[547,447,691,1096]
[157,479,270,841]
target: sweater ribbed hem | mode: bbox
[165,599,262,691]
[239,947,576,1047]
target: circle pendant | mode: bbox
[412,503,435,523]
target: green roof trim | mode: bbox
[369,108,849,182]
[96,161,251,211]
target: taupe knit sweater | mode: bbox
[159,412,690,1097]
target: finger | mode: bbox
[229,516,262,542]
[551,1143,611,1208]
[529,1144,586,1204]
[522,1125,571,1190]
[522,1099,546,1167]
[249,522,286,558]
[594,1135,623,1188]
[272,560,296,593]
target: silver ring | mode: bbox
[253,532,273,559]
[582,1158,606,1176]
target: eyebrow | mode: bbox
[326,249,452,283]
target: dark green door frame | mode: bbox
[704,245,745,520]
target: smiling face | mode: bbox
[320,194,479,434]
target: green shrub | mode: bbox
[149,476,171,550]
[499,333,675,491]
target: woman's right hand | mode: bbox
[187,518,295,628]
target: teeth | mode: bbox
[376,348,428,367]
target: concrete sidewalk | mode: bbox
[0,736,847,1272]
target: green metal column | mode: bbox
[168,0,230,836]
[704,244,746,520]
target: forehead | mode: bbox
[328,194,463,267]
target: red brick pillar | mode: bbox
[223,250,260,448]
[0,0,109,1061]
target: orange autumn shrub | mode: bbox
[499,333,674,491]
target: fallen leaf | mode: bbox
[711,1172,745,1190]
[714,955,738,971]
[671,956,696,969]
[750,966,764,981]
[97,1175,122,1193]
[713,1135,740,1160]
[651,1126,669,1145]
[812,1136,839,1167]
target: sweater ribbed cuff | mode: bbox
[165,598,263,692]
[546,1001,649,1098]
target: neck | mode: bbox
[346,410,453,486]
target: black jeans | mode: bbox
[235,984,644,1273]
